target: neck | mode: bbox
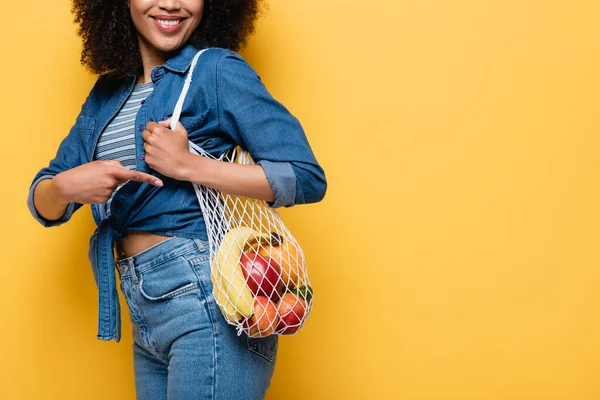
[137,36,169,84]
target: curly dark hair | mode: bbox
[72,0,262,76]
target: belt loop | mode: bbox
[115,261,122,280]
[194,238,206,252]
[129,259,139,284]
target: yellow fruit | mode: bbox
[213,226,272,319]
[211,267,242,323]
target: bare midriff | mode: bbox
[115,231,172,259]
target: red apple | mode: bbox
[240,252,284,301]
[243,296,279,337]
[275,292,308,335]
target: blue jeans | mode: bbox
[116,236,278,399]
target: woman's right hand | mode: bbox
[52,160,163,204]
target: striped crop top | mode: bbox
[93,81,154,216]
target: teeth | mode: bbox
[157,19,181,27]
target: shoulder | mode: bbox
[198,47,249,66]
[95,70,131,95]
[196,47,261,82]
[83,70,130,101]
[80,70,132,112]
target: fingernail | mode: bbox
[155,180,163,187]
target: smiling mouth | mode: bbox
[151,16,187,30]
[156,18,181,26]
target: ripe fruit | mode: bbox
[212,226,271,321]
[276,292,308,335]
[253,233,305,289]
[240,252,284,301]
[243,296,279,337]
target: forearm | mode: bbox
[33,179,70,221]
[181,153,275,202]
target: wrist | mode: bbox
[179,152,204,182]
[51,173,72,206]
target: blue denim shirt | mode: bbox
[26,44,327,342]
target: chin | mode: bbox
[151,38,186,54]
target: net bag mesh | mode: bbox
[171,49,314,338]
[188,143,314,338]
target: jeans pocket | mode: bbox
[246,334,278,363]
[137,255,201,302]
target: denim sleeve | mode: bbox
[26,83,96,226]
[27,175,83,227]
[216,51,327,208]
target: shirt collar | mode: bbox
[162,42,206,73]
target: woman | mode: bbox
[26,0,327,398]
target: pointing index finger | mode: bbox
[113,167,163,187]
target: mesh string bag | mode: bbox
[169,49,314,338]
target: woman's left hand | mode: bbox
[142,119,193,181]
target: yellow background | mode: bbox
[1,0,599,399]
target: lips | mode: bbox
[151,15,187,33]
